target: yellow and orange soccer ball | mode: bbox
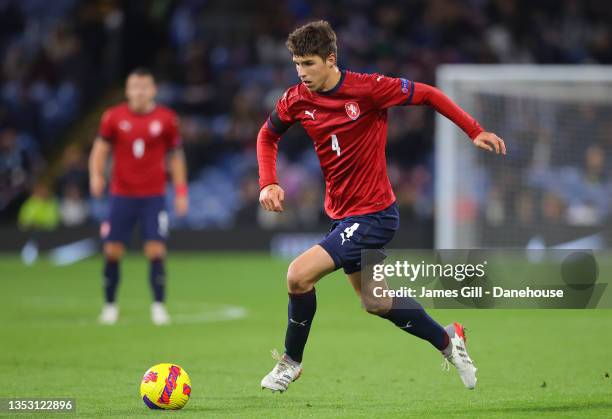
[140,363,192,410]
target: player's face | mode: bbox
[293,55,335,92]
[126,74,157,112]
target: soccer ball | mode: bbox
[140,363,192,410]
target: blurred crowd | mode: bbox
[1,0,611,231]
[1,0,122,227]
[479,97,612,231]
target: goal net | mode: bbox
[435,65,612,248]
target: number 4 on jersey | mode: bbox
[133,138,145,159]
[331,134,341,156]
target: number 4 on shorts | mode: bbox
[341,222,359,245]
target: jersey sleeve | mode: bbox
[371,74,483,140]
[266,89,295,135]
[369,74,414,109]
[257,89,296,189]
[98,110,115,143]
[410,82,483,140]
[165,111,181,149]
[257,123,282,189]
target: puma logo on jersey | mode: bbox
[376,75,383,82]
[305,109,316,120]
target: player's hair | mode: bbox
[286,20,338,62]
[127,67,155,80]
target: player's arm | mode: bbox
[410,82,506,155]
[165,112,189,216]
[257,113,286,213]
[88,137,111,198]
[168,147,189,216]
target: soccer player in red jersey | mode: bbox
[258,21,506,391]
[89,68,189,326]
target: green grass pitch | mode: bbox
[1,253,611,418]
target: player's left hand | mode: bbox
[175,196,189,217]
[473,132,506,155]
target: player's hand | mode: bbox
[473,132,506,155]
[259,184,285,212]
[174,196,189,217]
[90,175,106,198]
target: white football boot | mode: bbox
[443,322,477,389]
[261,349,302,392]
[98,303,119,325]
[151,302,171,326]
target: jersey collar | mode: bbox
[317,70,346,96]
[126,102,158,116]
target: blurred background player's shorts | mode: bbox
[102,195,168,243]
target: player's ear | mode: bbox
[326,53,336,68]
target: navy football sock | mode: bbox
[379,297,449,351]
[149,258,166,303]
[284,288,317,363]
[103,259,120,303]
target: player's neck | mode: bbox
[319,67,341,92]
[128,101,156,115]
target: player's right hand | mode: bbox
[90,175,106,198]
[259,184,285,212]
[473,131,506,155]
[174,195,189,217]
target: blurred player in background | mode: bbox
[89,68,188,326]
[258,21,506,391]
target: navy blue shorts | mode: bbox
[102,195,169,244]
[319,203,399,274]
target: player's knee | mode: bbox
[104,243,124,261]
[144,242,166,260]
[286,261,314,293]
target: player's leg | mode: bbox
[103,241,125,302]
[98,241,125,324]
[141,196,170,325]
[347,270,449,351]
[339,203,448,352]
[143,240,170,325]
[348,270,477,389]
[284,244,335,361]
[345,203,477,389]
[144,241,167,302]
[261,244,335,392]
[98,196,135,325]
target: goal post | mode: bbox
[435,65,612,249]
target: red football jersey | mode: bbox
[257,70,483,219]
[98,103,180,196]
